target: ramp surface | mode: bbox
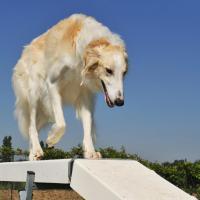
[71,159,197,200]
[0,159,197,200]
[0,159,71,183]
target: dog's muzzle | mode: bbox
[101,80,124,108]
[114,98,124,106]
[101,80,114,108]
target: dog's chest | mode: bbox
[58,71,82,105]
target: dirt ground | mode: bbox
[0,189,84,200]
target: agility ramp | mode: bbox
[0,159,197,200]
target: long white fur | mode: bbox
[12,14,126,160]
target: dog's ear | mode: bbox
[124,51,128,66]
[82,48,99,77]
[84,56,99,73]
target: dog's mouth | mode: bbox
[101,80,114,108]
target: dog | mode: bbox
[12,14,128,161]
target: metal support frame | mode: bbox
[19,171,35,200]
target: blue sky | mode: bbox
[0,0,199,162]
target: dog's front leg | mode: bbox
[77,93,101,159]
[46,79,66,147]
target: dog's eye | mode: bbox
[123,70,127,76]
[106,68,113,75]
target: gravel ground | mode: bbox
[0,189,84,200]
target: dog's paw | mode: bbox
[29,148,44,161]
[84,151,102,159]
[46,133,63,147]
[46,124,65,147]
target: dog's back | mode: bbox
[12,14,87,137]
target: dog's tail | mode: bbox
[12,65,30,139]
[14,99,30,139]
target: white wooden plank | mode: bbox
[71,159,197,200]
[0,159,71,183]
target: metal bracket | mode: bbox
[19,171,35,200]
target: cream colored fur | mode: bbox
[12,14,128,160]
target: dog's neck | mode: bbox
[75,17,124,61]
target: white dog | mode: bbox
[12,14,128,161]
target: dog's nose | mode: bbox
[114,98,124,106]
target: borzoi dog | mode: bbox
[12,14,128,161]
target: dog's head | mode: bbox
[82,39,128,107]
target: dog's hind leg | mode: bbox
[76,90,101,159]
[28,105,44,160]
[46,80,66,147]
